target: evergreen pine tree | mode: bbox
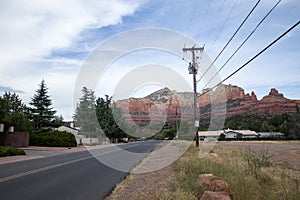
[29,80,56,130]
[73,87,100,137]
[0,92,32,131]
[95,95,127,142]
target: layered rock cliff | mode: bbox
[115,85,300,125]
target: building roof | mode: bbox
[198,130,224,137]
[224,129,257,136]
[57,125,78,131]
[257,132,284,137]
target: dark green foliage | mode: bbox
[227,99,244,109]
[296,104,300,114]
[153,127,176,140]
[29,130,77,147]
[199,104,211,113]
[224,114,264,131]
[51,115,64,128]
[29,80,57,130]
[95,95,127,142]
[285,113,300,139]
[0,92,32,132]
[0,146,26,157]
[73,87,100,137]
[224,113,297,137]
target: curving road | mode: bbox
[0,140,160,200]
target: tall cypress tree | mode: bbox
[29,80,56,130]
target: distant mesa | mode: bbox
[115,84,300,125]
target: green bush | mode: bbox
[30,131,77,147]
[0,146,26,157]
[153,128,176,140]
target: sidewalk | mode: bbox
[132,140,190,173]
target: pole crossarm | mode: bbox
[182,47,204,52]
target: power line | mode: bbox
[197,0,261,83]
[203,0,282,89]
[195,0,212,43]
[198,20,300,98]
[184,0,200,48]
[203,0,226,47]
[209,0,239,51]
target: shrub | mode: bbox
[0,146,26,157]
[30,131,77,147]
[242,146,273,177]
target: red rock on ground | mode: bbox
[200,191,231,200]
[198,174,230,192]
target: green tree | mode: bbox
[52,115,64,128]
[95,95,126,143]
[73,87,100,137]
[0,92,32,131]
[29,80,56,130]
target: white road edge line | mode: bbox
[0,148,126,183]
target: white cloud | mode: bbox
[0,0,299,120]
[0,0,142,67]
[0,0,144,120]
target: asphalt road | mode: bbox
[0,140,160,200]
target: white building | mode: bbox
[224,129,258,139]
[198,129,258,140]
[198,130,224,141]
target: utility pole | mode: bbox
[182,46,204,147]
[175,106,179,140]
[170,98,179,140]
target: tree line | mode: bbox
[73,87,128,142]
[0,80,63,133]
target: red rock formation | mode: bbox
[254,88,297,114]
[115,85,299,125]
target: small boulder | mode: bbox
[200,191,231,200]
[198,174,230,192]
[210,179,230,192]
[207,152,219,159]
[198,174,219,189]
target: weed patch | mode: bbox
[171,145,300,200]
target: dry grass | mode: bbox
[171,144,300,200]
[106,141,300,200]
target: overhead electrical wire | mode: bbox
[203,0,282,89]
[203,0,226,47]
[196,0,261,83]
[195,0,212,43]
[183,0,200,48]
[209,0,239,51]
[197,20,300,97]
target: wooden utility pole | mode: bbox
[182,46,204,147]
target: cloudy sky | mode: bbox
[0,0,299,120]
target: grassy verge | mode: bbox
[0,146,26,157]
[170,144,300,200]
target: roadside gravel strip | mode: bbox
[106,140,189,200]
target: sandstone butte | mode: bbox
[115,84,300,125]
